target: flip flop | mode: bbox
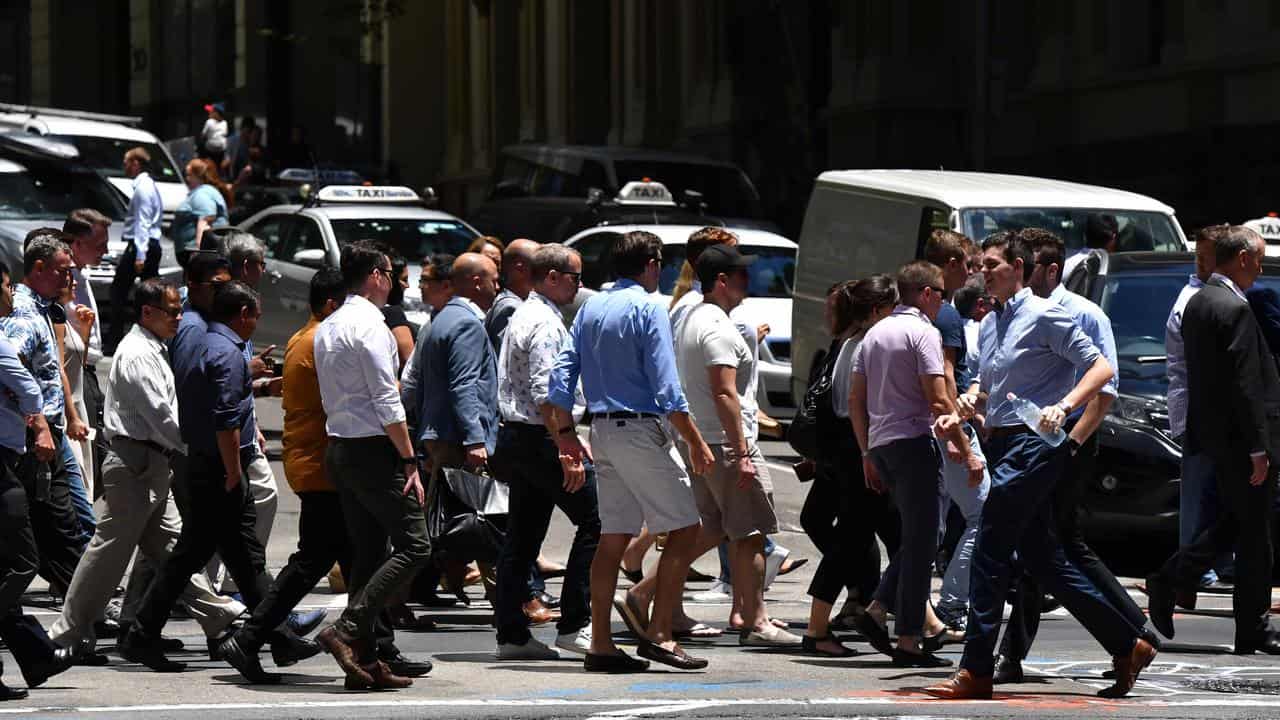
[674,622,723,639]
[776,558,809,577]
[612,593,649,637]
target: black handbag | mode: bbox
[787,339,841,460]
[425,466,509,564]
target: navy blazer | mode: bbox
[416,297,499,454]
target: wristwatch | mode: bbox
[1055,400,1073,415]
[400,456,417,466]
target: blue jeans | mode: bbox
[1180,450,1232,582]
[717,536,777,585]
[936,425,989,610]
[60,435,94,546]
[961,430,1139,676]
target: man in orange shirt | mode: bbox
[218,268,430,682]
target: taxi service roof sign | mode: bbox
[316,185,421,203]
[615,180,676,206]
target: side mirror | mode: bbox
[293,248,327,268]
[420,185,438,207]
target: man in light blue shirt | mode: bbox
[107,147,165,353]
[927,230,1153,701]
[990,228,1154,683]
[547,230,713,674]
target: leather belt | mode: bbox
[601,412,657,420]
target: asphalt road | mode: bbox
[6,398,1280,719]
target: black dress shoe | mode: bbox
[0,682,28,701]
[535,591,561,610]
[992,655,1024,684]
[1144,574,1176,639]
[23,647,74,688]
[119,632,187,673]
[854,613,894,657]
[159,636,184,652]
[891,647,952,668]
[584,650,650,673]
[93,618,122,640]
[378,650,433,677]
[72,650,110,667]
[1234,632,1280,655]
[269,627,321,667]
[637,641,708,670]
[220,636,281,684]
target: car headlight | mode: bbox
[1106,394,1164,429]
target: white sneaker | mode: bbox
[555,626,592,655]
[764,545,790,590]
[496,636,560,660]
[690,580,732,604]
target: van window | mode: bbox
[915,207,951,257]
[959,208,1182,253]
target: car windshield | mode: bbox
[0,165,126,221]
[51,136,182,183]
[329,218,477,261]
[960,208,1183,253]
[1100,269,1280,392]
[612,161,762,219]
[657,244,795,298]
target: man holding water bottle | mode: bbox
[924,231,1156,701]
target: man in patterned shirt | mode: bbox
[492,244,599,660]
[0,233,83,598]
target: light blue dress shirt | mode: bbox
[0,284,64,424]
[124,171,164,242]
[1049,284,1119,401]
[977,287,1102,428]
[0,334,42,453]
[548,279,689,416]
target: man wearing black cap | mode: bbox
[673,245,801,647]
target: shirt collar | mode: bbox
[890,304,929,322]
[528,290,563,319]
[614,278,648,294]
[1210,272,1247,301]
[129,322,168,353]
[1048,283,1068,304]
[208,322,246,348]
[998,287,1034,316]
[133,171,150,184]
[1187,274,1205,289]
[448,296,486,320]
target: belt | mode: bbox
[986,425,1036,440]
[600,412,658,420]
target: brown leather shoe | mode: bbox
[1098,637,1157,698]
[523,598,560,626]
[923,669,993,699]
[368,660,413,689]
[317,626,374,686]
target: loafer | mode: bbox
[584,650,650,673]
[1144,574,1176,639]
[220,636,282,684]
[854,613,894,657]
[0,682,28,701]
[93,617,122,640]
[993,655,1024,684]
[270,629,321,667]
[522,598,559,626]
[637,640,708,670]
[367,659,413,689]
[535,591,561,610]
[1098,637,1157,699]
[317,626,373,686]
[891,647,952,668]
[286,608,327,637]
[378,650,433,677]
[924,669,993,700]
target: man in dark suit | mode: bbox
[1147,225,1280,654]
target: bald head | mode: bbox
[502,238,539,298]
[452,252,501,310]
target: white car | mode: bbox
[564,221,798,420]
[235,185,480,350]
[0,104,188,225]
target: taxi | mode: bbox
[563,181,797,420]
[235,184,479,349]
[1243,213,1280,256]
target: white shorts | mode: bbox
[589,416,701,536]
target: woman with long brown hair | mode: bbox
[172,157,233,268]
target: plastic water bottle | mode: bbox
[1007,392,1067,447]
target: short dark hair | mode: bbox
[952,275,986,319]
[828,275,898,336]
[1085,214,1119,249]
[1020,227,1066,270]
[895,261,944,306]
[24,232,70,275]
[1194,224,1231,246]
[64,208,111,238]
[982,230,1035,282]
[186,251,231,284]
[133,278,177,317]
[531,244,579,282]
[309,266,346,314]
[211,280,259,324]
[340,240,387,293]
[1216,225,1262,266]
[924,229,970,267]
[612,230,663,279]
[423,253,455,281]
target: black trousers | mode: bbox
[1158,452,1276,649]
[131,449,272,641]
[1000,430,1149,661]
[802,459,900,605]
[0,448,61,681]
[492,423,600,644]
[14,425,83,597]
[238,491,396,652]
[106,239,161,353]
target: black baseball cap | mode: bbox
[695,244,756,287]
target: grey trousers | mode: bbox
[328,435,430,657]
[49,436,245,650]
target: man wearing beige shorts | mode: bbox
[673,245,800,647]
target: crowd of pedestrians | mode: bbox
[1,162,1278,699]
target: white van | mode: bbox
[791,169,1188,401]
[0,104,187,224]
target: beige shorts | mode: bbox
[589,416,701,536]
[692,444,778,541]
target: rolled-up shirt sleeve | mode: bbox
[1043,305,1101,371]
[0,342,41,416]
[639,304,689,414]
[358,325,407,428]
[548,313,582,411]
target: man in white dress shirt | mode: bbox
[106,147,165,353]
[313,240,428,691]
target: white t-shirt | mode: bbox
[202,118,228,151]
[674,303,756,445]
